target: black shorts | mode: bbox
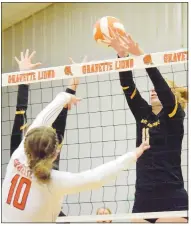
[132,188,188,223]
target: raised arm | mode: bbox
[52,58,85,145]
[10,50,41,156]
[102,30,150,120]
[28,92,79,132]
[52,78,79,170]
[53,141,150,195]
[119,69,150,120]
[146,66,179,118]
[52,77,79,144]
[10,85,29,156]
[116,33,185,118]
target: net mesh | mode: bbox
[2,56,188,217]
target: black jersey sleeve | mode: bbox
[52,88,76,143]
[119,70,150,121]
[10,85,29,156]
[146,67,182,118]
[52,87,76,170]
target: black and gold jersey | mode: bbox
[119,67,185,193]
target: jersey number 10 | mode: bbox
[6,174,31,210]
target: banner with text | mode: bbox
[2,49,188,87]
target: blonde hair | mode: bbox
[24,126,58,184]
[166,80,188,109]
[96,207,112,215]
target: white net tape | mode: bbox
[2,49,187,87]
[56,211,188,222]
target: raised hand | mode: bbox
[101,28,128,58]
[68,56,87,90]
[119,34,144,56]
[68,95,81,107]
[101,28,144,57]
[65,56,87,110]
[15,49,42,71]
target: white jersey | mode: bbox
[2,92,137,222]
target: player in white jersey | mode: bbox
[2,66,150,224]
[9,50,80,219]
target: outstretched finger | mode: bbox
[14,56,20,64]
[82,55,88,63]
[69,57,75,64]
[20,52,24,61]
[127,34,134,42]
[109,27,117,39]
[119,34,130,45]
[126,34,136,45]
[103,33,112,41]
[29,51,36,60]
[119,43,129,52]
[73,97,82,105]
[75,97,81,102]
[25,49,29,59]
[31,62,42,69]
[101,39,111,45]
[145,136,150,145]
[115,30,123,42]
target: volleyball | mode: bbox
[93,16,126,44]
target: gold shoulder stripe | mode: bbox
[57,143,64,149]
[20,123,27,131]
[130,88,137,99]
[168,96,178,118]
[122,86,129,90]
[16,110,25,115]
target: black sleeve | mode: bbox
[10,85,29,156]
[52,88,76,143]
[146,67,181,118]
[119,70,150,121]
[52,87,76,170]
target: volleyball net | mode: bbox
[2,49,188,221]
[56,211,188,222]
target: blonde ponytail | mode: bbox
[33,159,53,183]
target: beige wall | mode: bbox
[2,2,188,73]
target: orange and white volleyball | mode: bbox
[93,16,126,44]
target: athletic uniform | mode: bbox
[52,88,76,170]
[2,92,137,222]
[10,85,75,218]
[10,85,29,156]
[119,67,188,223]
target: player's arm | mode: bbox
[119,69,150,120]
[10,85,29,156]
[114,33,183,119]
[53,141,150,195]
[52,88,75,143]
[102,30,150,120]
[27,92,80,133]
[52,78,79,143]
[52,78,79,170]
[10,49,41,156]
[146,66,181,118]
